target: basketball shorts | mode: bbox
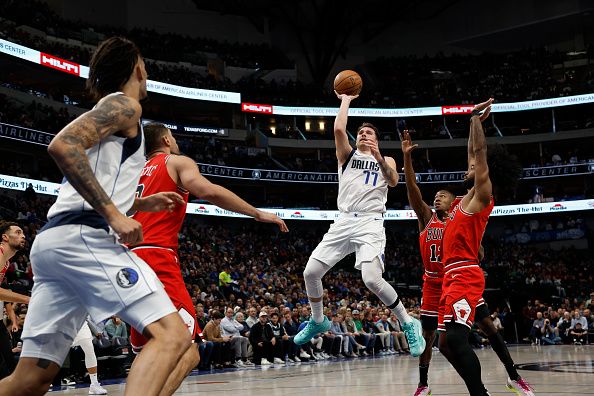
[437,264,485,331]
[21,224,176,366]
[311,213,386,270]
[129,246,198,352]
[420,277,443,331]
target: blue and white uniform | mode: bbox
[21,92,175,366]
[311,149,388,270]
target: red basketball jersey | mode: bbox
[131,154,189,249]
[0,246,9,284]
[442,195,494,271]
[418,212,446,281]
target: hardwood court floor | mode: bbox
[49,345,594,395]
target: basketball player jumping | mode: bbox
[438,99,533,396]
[0,37,194,396]
[129,123,287,395]
[401,133,534,396]
[294,92,425,357]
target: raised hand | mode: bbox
[334,90,359,101]
[401,130,418,155]
[362,139,383,163]
[471,98,494,122]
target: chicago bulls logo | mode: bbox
[453,299,472,325]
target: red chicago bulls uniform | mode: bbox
[419,212,446,320]
[437,195,494,331]
[0,246,10,284]
[129,153,200,351]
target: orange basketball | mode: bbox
[334,70,362,96]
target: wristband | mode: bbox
[471,109,482,117]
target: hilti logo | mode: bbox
[242,103,273,114]
[441,105,475,115]
[40,53,80,75]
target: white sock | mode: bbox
[90,373,99,385]
[310,299,324,323]
[390,301,412,324]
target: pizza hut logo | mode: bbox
[40,53,80,75]
[290,211,305,219]
[195,205,209,214]
[441,105,475,115]
[549,203,567,212]
[242,103,273,114]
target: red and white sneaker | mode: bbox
[413,386,432,396]
[506,377,535,396]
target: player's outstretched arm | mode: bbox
[173,156,288,232]
[467,99,493,213]
[334,91,358,165]
[401,131,432,230]
[48,94,145,244]
[0,288,30,304]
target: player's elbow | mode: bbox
[388,179,398,188]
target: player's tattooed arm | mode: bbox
[48,95,141,218]
[378,156,398,187]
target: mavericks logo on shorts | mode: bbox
[116,268,139,288]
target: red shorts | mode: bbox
[420,277,443,319]
[129,247,197,352]
[437,264,485,331]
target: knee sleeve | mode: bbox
[445,323,471,356]
[360,257,398,305]
[79,338,97,369]
[303,258,331,298]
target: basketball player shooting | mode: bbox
[0,37,194,396]
[294,91,425,357]
[128,123,287,395]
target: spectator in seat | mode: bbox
[282,311,303,361]
[531,312,545,344]
[220,307,252,367]
[196,305,208,331]
[245,307,258,329]
[219,266,235,298]
[248,311,272,365]
[540,318,562,345]
[556,311,572,343]
[387,313,409,353]
[570,323,587,345]
[571,310,588,331]
[352,309,375,354]
[104,315,128,340]
[202,310,233,368]
[235,312,250,337]
[266,312,290,364]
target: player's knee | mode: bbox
[303,262,320,282]
[361,270,381,293]
[17,372,55,396]
[477,317,497,336]
[188,343,200,367]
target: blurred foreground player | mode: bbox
[0,37,192,396]
[129,123,287,394]
[294,92,425,357]
[0,222,30,379]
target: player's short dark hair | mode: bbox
[87,37,142,100]
[143,123,170,154]
[356,122,380,141]
[0,221,19,237]
[487,145,522,197]
[210,310,223,320]
[437,189,455,200]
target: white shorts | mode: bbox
[311,213,386,270]
[72,322,92,347]
[21,224,176,366]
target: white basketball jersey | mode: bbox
[47,93,145,224]
[337,149,388,213]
